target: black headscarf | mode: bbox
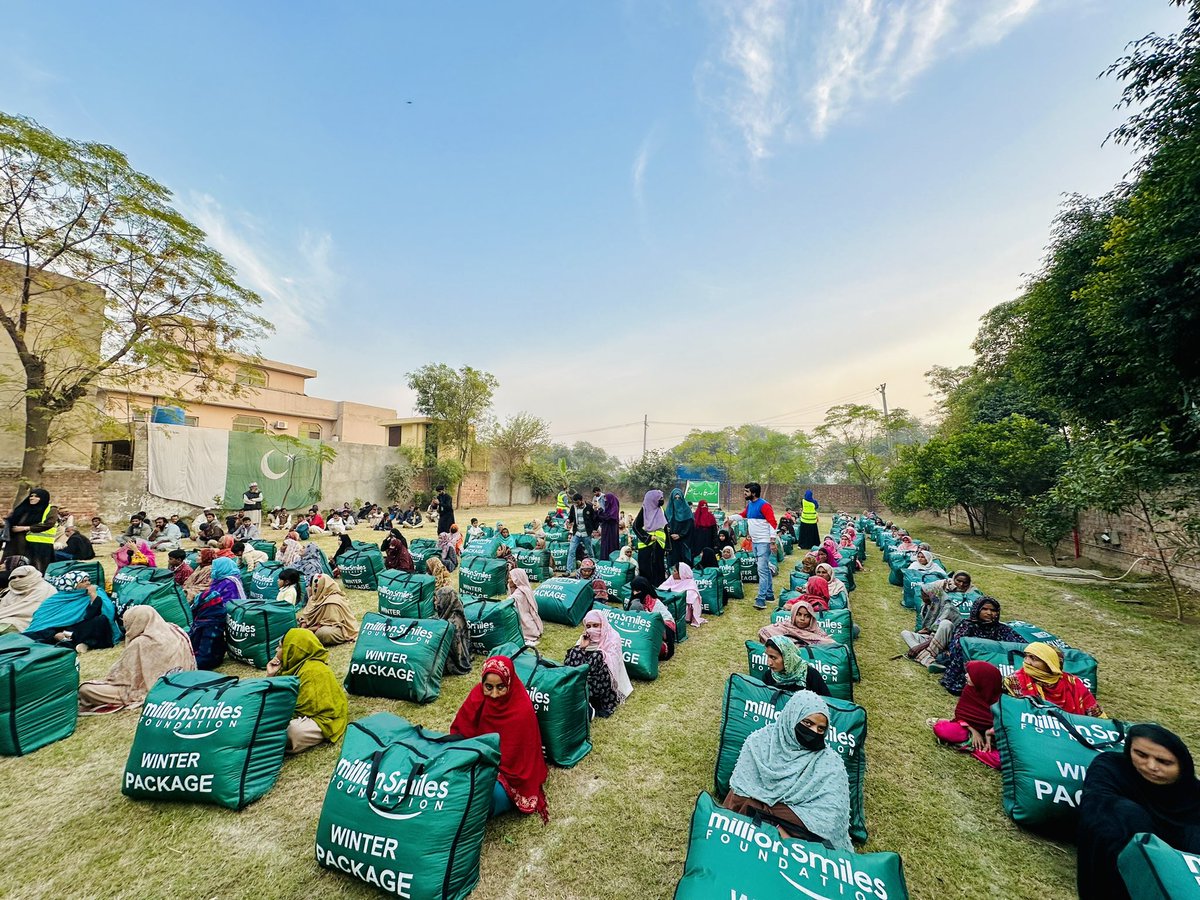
[9,488,50,527]
[1077,724,1200,899]
[630,576,658,601]
[699,547,719,569]
[1115,724,1200,826]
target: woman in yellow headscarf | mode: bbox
[1003,641,1104,717]
[267,628,349,754]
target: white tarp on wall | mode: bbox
[146,423,228,507]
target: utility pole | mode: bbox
[643,414,648,456]
[877,383,890,454]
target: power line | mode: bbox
[548,420,643,439]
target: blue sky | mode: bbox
[1,0,1186,457]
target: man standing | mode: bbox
[565,493,599,573]
[242,482,264,529]
[435,484,455,534]
[740,482,778,610]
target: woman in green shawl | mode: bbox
[267,628,349,755]
[723,690,851,848]
[665,488,694,570]
[761,636,830,696]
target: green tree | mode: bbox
[383,446,423,504]
[1058,424,1200,620]
[0,113,267,496]
[814,404,899,488]
[618,450,676,499]
[406,364,498,465]
[730,425,812,488]
[530,441,621,493]
[485,412,551,505]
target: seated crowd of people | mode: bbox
[1,486,1194,897]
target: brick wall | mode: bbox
[0,469,103,519]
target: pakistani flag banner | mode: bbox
[147,423,323,510]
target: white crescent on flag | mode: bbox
[260,450,290,480]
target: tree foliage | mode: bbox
[383,446,423,505]
[531,441,622,493]
[617,451,676,499]
[814,403,917,488]
[0,112,268,493]
[484,412,551,505]
[669,426,811,488]
[406,364,498,465]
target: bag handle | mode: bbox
[160,673,238,698]
[510,644,544,668]
[1022,697,1126,751]
[0,646,32,661]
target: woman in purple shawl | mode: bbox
[189,557,244,669]
[633,489,668,586]
[599,492,621,559]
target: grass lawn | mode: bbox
[1,504,1196,899]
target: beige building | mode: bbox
[99,356,399,446]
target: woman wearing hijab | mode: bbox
[928,660,1003,768]
[4,488,58,572]
[437,532,459,573]
[1077,724,1200,900]
[78,606,196,713]
[821,537,843,569]
[381,529,414,572]
[182,548,216,602]
[298,575,359,646]
[664,488,694,569]
[632,489,668,586]
[797,490,820,550]
[451,655,550,821]
[426,558,472,675]
[698,546,720,571]
[507,567,543,647]
[908,544,943,575]
[816,563,848,609]
[0,565,56,634]
[939,596,1021,694]
[564,609,632,717]
[294,542,327,581]
[723,690,851,848]
[1003,642,1104,717]
[903,574,966,668]
[189,557,244,669]
[758,600,837,647]
[114,539,156,572]
[267,628,349,754]
[691,501,718,556]
[331,533,354,574]
[25,571,119,651]
[598,492,621,559]
[279,531,304,567]
[660,561,705,627]
[761,635,830,696]
[627,576,676,660]
[716,527,736,555]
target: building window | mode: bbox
[93,440,133,472]
[235,367,269,388]
[183,415,199,427]
[232,415,267,433]
[300,421,322,440]
[388,426,401,447]
[129,408,150,423]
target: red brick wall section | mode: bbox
[0,469,102,519]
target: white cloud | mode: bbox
[702,0,1042,155]
[183,192,337,355]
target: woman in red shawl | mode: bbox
[690,501,719,556]
[1003,642,1104,717]
[451,655,549,822]
[929,660,1003,768]
[784,575,831,613]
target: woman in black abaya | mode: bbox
[1077,724,1200,899]
[4,488,58,572]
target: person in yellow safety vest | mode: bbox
[5,487,59,573]
[556,491,569,514]
[798,489,820,551]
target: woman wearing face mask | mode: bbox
[939,596,1020,695]
[626,576,676,660]
[760,636,830,696]
[723,690,851,848]
[632,490,668,587]
[660,561,705,627]
[563,609,632,717]
[1003,641,1104,717]
[451,656,549,822]
[1076,724,1200,900]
